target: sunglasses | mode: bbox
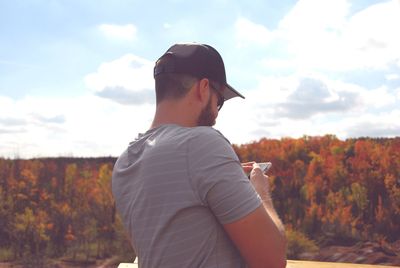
[210,82,225,111]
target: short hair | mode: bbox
[155,73,198,104]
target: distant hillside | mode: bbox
[0,156,132,265]
[234,135,400,246]
[0,136,399,266]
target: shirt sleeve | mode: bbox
[187,127,261,224]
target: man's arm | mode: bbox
[223,163,287,268]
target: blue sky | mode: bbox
[1,0,399,158]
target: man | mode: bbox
[112,43,287,268]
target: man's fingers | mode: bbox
[242,166,253,173]
[241,162,255,168]
[241,162,255,175]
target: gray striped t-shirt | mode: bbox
[112,124,261,268]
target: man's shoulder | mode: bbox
[189,126,231,144]
[121,125,231,156]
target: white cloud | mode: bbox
[361,86,396,109]
[234,17,273,47]
[340,0,400,69]
[98,23,137,41]
[163,23,172,29]
[264,0,400,72]
[157,19,200,40]
[342,110,400,138]
[85,54,154,104]
[0,96,15,114]
[216,72,400,145]
[274,77,361,119]
[386,74,400,81]
[279,0,349,34]
[0,95,154,158]
[247,74,363,119]
[0,52,159,158]
[276,0,349,69]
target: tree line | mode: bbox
[0,136,399,264]
[233,135,400,246]
[0,157,132,265]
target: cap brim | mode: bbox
[223,84,245,100]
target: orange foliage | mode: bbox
[0,157,117,259]
[234,136,400,243]
[1,137,399,257]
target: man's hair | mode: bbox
[155,73,198,104]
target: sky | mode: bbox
[1,0,400,158]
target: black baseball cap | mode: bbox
[154,43,245,100]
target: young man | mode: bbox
[112,43,287,268]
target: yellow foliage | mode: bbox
[286,228,319,259]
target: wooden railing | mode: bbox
[118,260,400,267]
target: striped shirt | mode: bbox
[112,124,261,268]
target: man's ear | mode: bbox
[197,78,210,106]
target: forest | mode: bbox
[233,136,400,249]
[0,135,399,266]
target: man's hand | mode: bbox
[242,162,271,198]
[229,161,287,268]
[241,161,255,175]
[249,163,271,199]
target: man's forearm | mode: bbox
[248,164,287,249]
[260,195,286,237]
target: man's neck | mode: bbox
[150,101,197,129]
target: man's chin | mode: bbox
[197,120,215,127]
[197,99,217,127]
